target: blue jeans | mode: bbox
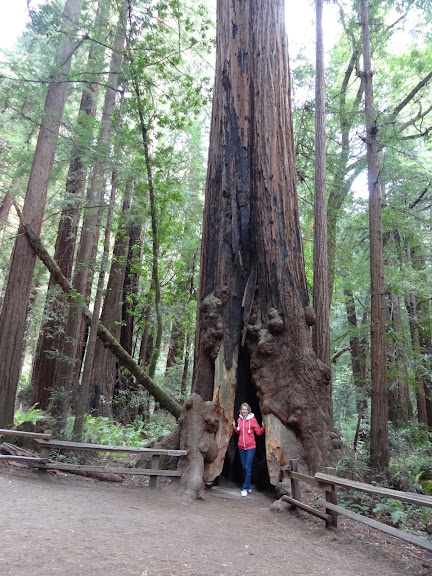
[239,448,256,491]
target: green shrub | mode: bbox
[14,404,48,426]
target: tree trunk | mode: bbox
[138,288,154,368]
[53,1,127,426]
[180,332,191,402]
[344,289,367,393]
[360,0,389,469]
[0,0,83,428]
[192,0,335,485]
[12,204,182,419]
[31,0,109,410]
[384,246,413,426]
[0,188,14,238]
[120,222,142,356]
[127,48,163,382]
[312,0,331,379]
[405,290,428,426]
[90,181,132,418]
[114,220,142,421]
[73,146,127,438]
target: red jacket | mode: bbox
[234,413,264,450]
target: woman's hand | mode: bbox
[232,419,236,428]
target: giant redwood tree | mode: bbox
[192,0,335,485]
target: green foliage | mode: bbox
[65,415,144,447]
[14,404,47,426]
[64,412,177,447]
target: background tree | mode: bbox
[0,0,83,428]
[312,0,331,398]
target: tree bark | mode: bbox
[0,188,14,238]
[12,204,182,420]
[0,0,83,428]
[73,142,127,438]
[31,0,109,410]
[54,1,127,425]
[90,181,132,418]
[312,0,331,379]
[405,289,428,426]
[192,0,335,485]
[385,249,412,425]
[127,51,163,382]
[361,0,389,469]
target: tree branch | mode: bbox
[393,70,432,117]
[12,201,182,420]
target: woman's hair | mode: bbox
[240,402,251,414]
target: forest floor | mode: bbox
[1,463,432,576]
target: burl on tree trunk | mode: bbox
[192,0,337,485]
[178,394,220,500]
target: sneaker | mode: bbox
[248,489,252,493]
[241,490,248,497]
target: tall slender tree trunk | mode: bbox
[90,182,132,418]
[120,221,142,356]
[53,1,127,426]
[344,289,368,450]
[73,154,127,438]
[405,289,428,425]
[14,203,182,419]
[127,51,163,381]
[361,0,389,469]
[193,0,335,484]
[31,0,109,410]
[0,188,14,238]
[344,289,367,391]
[312,0,330,372]
[180,332,191,402]
[385,249,412,425]
[0,0,83,428]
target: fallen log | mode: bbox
[13,202,181,420]
[0,441,38,458]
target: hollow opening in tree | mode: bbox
[221,347,271,491]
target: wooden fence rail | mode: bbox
[0,428,186,485]
[280,459,432,553]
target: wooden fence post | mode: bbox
[38,431,52,471]
[324,466,338,527]
[290,459,301,503]
[149,442,161,488]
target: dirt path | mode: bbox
[1,466,431,576]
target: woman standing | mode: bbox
[232,402,265,497]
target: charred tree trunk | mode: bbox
[192,0,335,485]
[0,0,83,428]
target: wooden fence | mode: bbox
[0,428,186,487]
[280,459,432,553]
